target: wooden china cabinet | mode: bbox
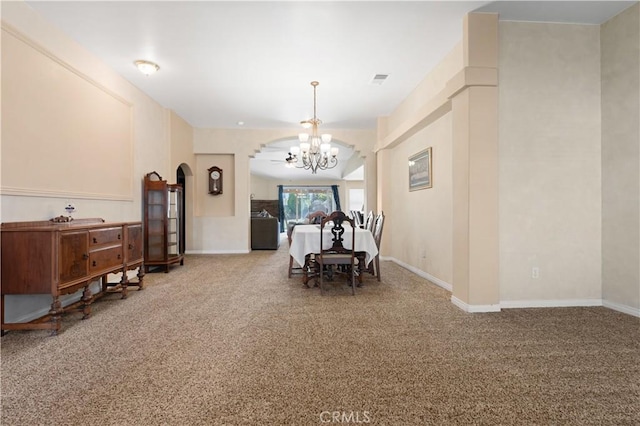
[143,171,184,272]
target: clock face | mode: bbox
[210,171,220,180]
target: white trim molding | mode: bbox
[602,300,640,317]
[385,257,452,292]
[376,257,640,317]
[500,299,603,309]
[185,249,250,255]
[0,186,134,201]
[451,296,501,313]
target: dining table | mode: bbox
[289,223,378,285]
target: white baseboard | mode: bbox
[385,257,452,292]
[500,299,603,309]
[386,257,500,313]
[185,249,250,255]
[602,300,640,317]
[451,296,501,313]
[384,256,640,317]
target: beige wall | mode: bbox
[378,13,499,309]
[377,10,636,315]
[196,154,235,217]
[0,2,173,322]
[601,3,640,313]
[375,27,465,292]
[169,111,196,253]
[386,114,453,287]
[170,111,195,173]
[499,22,602,304]
[1,2,172,226]
[250,174,275,200]
[383,42,463,144]
[2,26,133,201]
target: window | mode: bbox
[348,188,364,213]
[281,186,337,227]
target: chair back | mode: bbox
[320,211,355,256]
[373,211,385,248]
[365,211,375,232]
[307,210,327,224]
[350,210,362,228]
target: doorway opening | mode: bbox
[176,166,186,255]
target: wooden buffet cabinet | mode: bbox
[1,218,144,335]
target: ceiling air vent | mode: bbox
[370,74,389,85]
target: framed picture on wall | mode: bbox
[409,147,432,191]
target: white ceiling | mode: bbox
[24,1,636,180]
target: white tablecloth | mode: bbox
[289,224,378,267]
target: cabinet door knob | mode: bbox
[93,237,97,243]
[92,260,97,267]
[118,234,121,240]
[83,254,89,260]
[128,244,134,249]
[117,254,121,260]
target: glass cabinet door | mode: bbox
[146,189,166,261]
[167,187,182,257]
[143,171,184,272]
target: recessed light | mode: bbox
[134,60,160,76]
[237,121,245,126]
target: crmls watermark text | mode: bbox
[319,411,371,423]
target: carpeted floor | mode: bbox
[1,240,639,425]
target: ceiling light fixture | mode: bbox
[134,60,160,76]
[286,81,338,174]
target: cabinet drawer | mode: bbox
[89,246,123,273]
[89,227,122,246]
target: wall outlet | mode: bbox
[531,267,540,279]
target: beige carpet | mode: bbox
[2,241,639,425]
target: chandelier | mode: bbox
[286,81,338,174]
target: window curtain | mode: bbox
[277,185,285,232]
[331,185,341,212]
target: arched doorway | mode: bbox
[176,165,187,254]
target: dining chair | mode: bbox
[371,211,385,281]
[287,229,303,278]
[350,210,361,228]
[287,211,327,278]
[307,210,327,224]
[364,210,375,232]
[316,210,357,295]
